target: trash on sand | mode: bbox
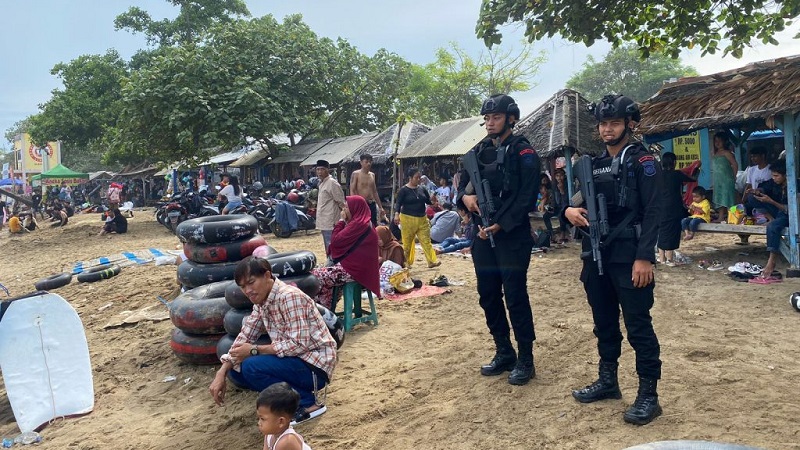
[162,375,177,383]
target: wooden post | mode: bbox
[782,112,799,276]
[564,147,575,200]
[389,117,407,219]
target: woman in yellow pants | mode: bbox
[393,167,440,268]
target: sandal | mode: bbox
[748,275,782,285]
[707,260,725,271]
[290,405,327,426]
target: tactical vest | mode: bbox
[475,135,529,204]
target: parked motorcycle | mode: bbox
[270,200,316,238]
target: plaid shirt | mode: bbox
[221,278,337,380]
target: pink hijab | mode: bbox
[329,196,380,295]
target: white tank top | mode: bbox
[266,427,312,450]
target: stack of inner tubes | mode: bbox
[176,215,272,289]
[169,280,233,365]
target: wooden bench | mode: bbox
[695,222,789,244]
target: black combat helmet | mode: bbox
[480,94,521,120]
[590,95,641,123]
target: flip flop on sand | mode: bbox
[748,276,782,285]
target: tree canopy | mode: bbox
[476,0,800,58]
[566,44,699,103]
[106,15,414,164]
[403,42,545,125]
[16,0,549,167]
[114,0,250,46]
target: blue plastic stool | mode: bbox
[331,282,378,332]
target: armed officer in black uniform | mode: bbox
[457,94,540,386]
[564,95,663,425]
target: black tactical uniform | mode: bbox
[457,94,541,386]
[567,95,663,425]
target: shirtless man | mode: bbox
[350,154,385,226]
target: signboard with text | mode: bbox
[13,134,61,173]
[671,132,700,169]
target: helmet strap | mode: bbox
[604,118,631,146]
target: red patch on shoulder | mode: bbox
[638,155,655,163]
[519,148,535,156]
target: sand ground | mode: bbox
[0,211,799,450]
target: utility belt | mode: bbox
[604,224,641,243]
[580,224,642,259]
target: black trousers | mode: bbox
[471,224,535,343]
[580,260,661,379]
[368,201,378,226]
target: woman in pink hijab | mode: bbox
[312,196,380,308]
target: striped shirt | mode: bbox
[221,278,337,380]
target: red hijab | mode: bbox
[329,196,380,295]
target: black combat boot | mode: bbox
[572,361,622,403]
[507,341,535,385]
[480,334,517,376]
[623,377,662,425]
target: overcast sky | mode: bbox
[2,0,799,150]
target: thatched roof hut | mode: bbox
[639,55,800,140]
[514,89,605,158]
[341,121,430,165]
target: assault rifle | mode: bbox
[573,155,609,274]
[463,149,497,247]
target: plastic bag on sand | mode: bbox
[155,255,178,266]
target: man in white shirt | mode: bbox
[315,160,347,255]
[743,146,772,194]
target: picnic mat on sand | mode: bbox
[67,248,182,274]
[384,285,450,302]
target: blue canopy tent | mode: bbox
[639,55,800,276]
[0,178,23,187]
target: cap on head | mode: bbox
[316,160,330,169]
[589,95,641,122]
[480,94,520,120]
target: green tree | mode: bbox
[476,0,800,58]
[566,44,699,102]
[114,0,250,46]
[27,51,128,150]
[403,42,545,125]
[108,15,414,164]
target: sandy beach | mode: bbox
[0,211,798,450]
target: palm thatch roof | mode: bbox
[514,89,605,158]
[341,120,431,165]
[639,55,800,140]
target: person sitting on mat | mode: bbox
[311,196,380,309]
[257,383,314,450]
[377,225,405,267]
[209,256,337,425]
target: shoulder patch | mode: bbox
[638,155,655,163]
[642,160,657,177]
[519,148,536,167]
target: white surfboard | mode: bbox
[0,293,94,433]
